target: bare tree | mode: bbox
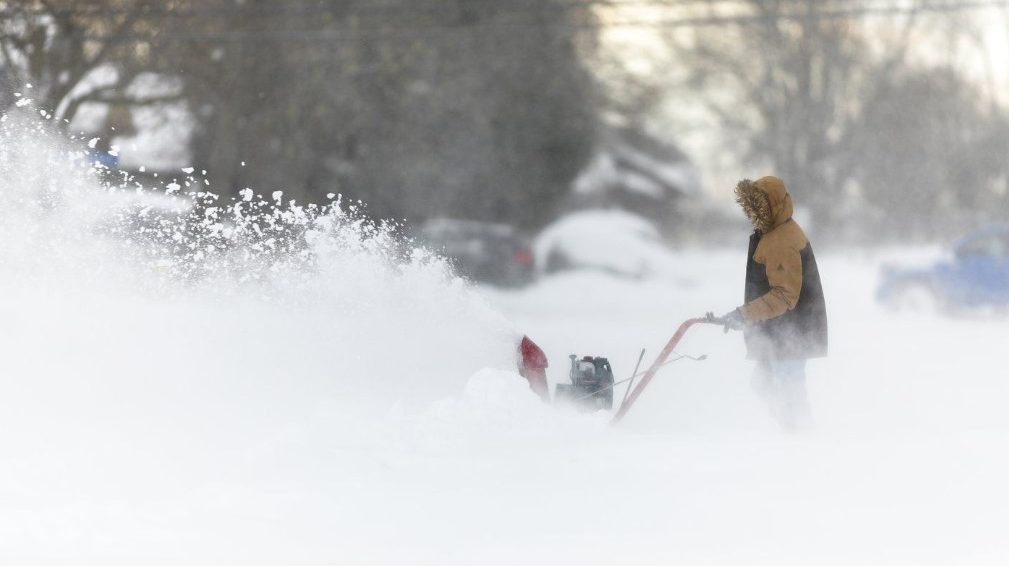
[656,0,891,233]
[0,0,180,126]
[848,67,1009,240]
[644,0,1009,240]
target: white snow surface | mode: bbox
[0,113,1008,565]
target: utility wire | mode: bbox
[4,0,1005,22]
[0,0,738,20]
[3,0,1005,46]
[56,0,1008,46]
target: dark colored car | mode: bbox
[878,225,1009,311]
[417,218,535,287]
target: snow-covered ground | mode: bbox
[481,252,1009,565]
[1,113,1007,565]
[6,252,1008,565]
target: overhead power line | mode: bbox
[612,0,1009,27]
[0,0,735,20]
[63,0,1009,45]
[6,0,1007,22]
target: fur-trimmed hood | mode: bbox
[735,176,794,233]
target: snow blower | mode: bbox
[520,313,730,423]
[554,355,615,411]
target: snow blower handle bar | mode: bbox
[610,315,723,425]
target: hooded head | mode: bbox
[734,176,794,234]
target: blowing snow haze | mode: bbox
[2,1,1009,565]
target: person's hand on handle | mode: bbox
[720,308,745,332]
[705,310,745,333]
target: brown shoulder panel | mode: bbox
[742,220,807,322]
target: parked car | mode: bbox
[87,149,120,169]
[878,225,1009,311]
[534,209,675,279]
[417,218,535,287]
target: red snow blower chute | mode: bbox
[519,313,729,424]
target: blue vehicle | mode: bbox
[87,149,120,169]
[878,225,1009,311]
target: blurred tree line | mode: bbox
[0,0,599,229]
[2,0,1009,241]
[641,0,1009,241]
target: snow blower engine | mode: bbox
[554,354,615,411]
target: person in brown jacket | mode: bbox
[719,176,828,430]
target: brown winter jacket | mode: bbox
[736,176,828,360]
